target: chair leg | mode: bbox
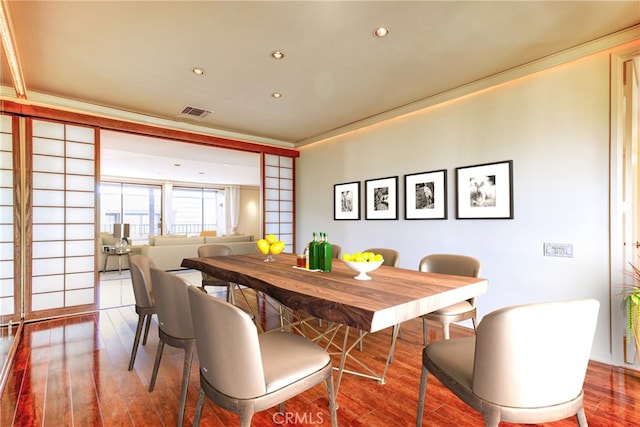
[422,317,428,346]
[148,339,165,392]
[481,406,500,427]
[326,372,338,427]
[416,364,428,427]
[177,342,195,427]
[142,313,152,345]
[442,319,451,340]
[227,283,236,304]
[238,404,255,427]
[576,406,588,426]
[358,330,363,351]
[128,314,145,371]
[193,389,205,426]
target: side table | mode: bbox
[102,249,132,274]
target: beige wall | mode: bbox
[237,186,260,238]
[297,49,616,364]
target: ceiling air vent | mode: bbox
[179,106,212,119]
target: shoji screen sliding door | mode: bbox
[27,118,98,319]
[263,154,295,252]
[0,114,18,325]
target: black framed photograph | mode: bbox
[365,176,398,220]
[455,160,513,219]
[404,169,447,220]
[334,181,361,220]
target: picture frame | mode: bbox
[334,181,361,220]
[365,176,398,220]
[455,160,513,219]
[404,169,447,220]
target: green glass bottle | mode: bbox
[308,232,319,270]
[319,232,332,272]
[317,232,325,271]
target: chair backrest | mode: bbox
[472,299,599,408]
[418,253,481,277]
[198,243,233,258]
[129,254,155,308]
[187,286,266,398]
[364,248,400,267]
[150,268,194,339]
[197,244,233,281]
[331,244,342,259]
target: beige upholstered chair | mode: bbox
[187,286,338,427]
[418,254,481,344]
[364,248,400,268]
[331,244,342,259]
[197,244,235,302]
[416,299,599,427]
[127,254,156,371]
[148,268,195,427]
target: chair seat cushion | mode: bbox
[260,331,331,393]
[431,300,474,315]
[424,336,475,391]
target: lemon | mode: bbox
[270,240,285,255]
[265,234,278,245]
[373,254,384,262]
[257,239,270,255]
[341,253,353,262]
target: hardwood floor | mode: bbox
[2,286,640,426]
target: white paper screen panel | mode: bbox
[263,154,295,250]
[31,120,97,311]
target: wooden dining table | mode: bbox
[182,253,488,395]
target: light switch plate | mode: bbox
[544,243,573,258]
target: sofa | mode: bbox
[140,234,258,271]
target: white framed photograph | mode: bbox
[404,169,447,220]
[365,176,398,220]
[334,181,361,220]
[456,160,513,219]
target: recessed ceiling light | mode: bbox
[373,27,389,38]
[272,93,282,99]
[191,67,205,76]
[270,50,285,60]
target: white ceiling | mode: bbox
[1,1,639,184]
[100,130,261,186]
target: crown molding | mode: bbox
[0,87,294,150]
[298,25,640,147]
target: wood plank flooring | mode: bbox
[2,287,640,426]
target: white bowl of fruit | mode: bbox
[341,251,384,280]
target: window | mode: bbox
[100,182,161,244]
[171,187,223,236]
